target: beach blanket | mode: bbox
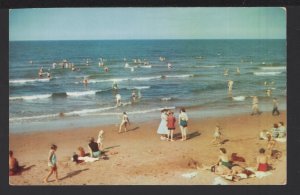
[181,171,198,179]
[78,156,99,163]
[275,137,286,142]
[254,171,272,179]
[212,176,228,185]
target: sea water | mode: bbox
[9,40,286,132]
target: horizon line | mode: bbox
[10,38,286,41]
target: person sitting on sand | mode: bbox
[271,123,280,138]
[74,146,99,163]
[179,108,189,141]
[259,129,270,140]
[44,144,59,183]
[78,146,86,157]
[266,133,276,153]
[9,150,21,176]
[97,130,104,151]
[119,112,130,133]
[277,122,286,138]
[256,148,269,172]
[167,111,176,141]
[88,137,101,158]
[212,125,222,145]
[218,148,233,169]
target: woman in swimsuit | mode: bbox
[44,144,59,183]
[119,112,130,133]
[179,108,189,141]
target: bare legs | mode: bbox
[180,126,188,141]
[167,130,174,141]
[119,122,127,133]
[44,166,58,183]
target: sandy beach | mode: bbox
[9,111,286,185]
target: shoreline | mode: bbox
[9,111,286,185]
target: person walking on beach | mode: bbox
[179,108,189,141]
[251,96,261,115]
[272,98,280,116]
[119,112,130,133]
[167,111,176,141]
[44,144,59,183]
[157,109,168,140]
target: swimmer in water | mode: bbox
[236,67,240,75]
[112,81,118,90]
[131,90,137,102]
[83,78,88,86]
[167,63,172,69]
[104,66,109,72]
[266,89,272,97]
[52,63,56,69]
[224,68,228,76]
[47,72,51,79]
[228,80,234,92]
[116,94,122,106]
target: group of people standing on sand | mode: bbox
[157,108,189,141]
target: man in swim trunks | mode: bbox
[256,148,269,172]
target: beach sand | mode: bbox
[9,111,286,185]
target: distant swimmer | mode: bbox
[112,81,118,90]
[264,81,268,86]
[125,63,129,68]
[224,68,228,76]
[159,56,166,61]
[266,89,272,97]
[52,63,56,69]
[130,67,134,72]
[236,67,240,75]
[104,66,109,72]
[131,90,137,102]
[83,78,88,86]
[167,63,172,69]
[116,94,122,106]
[228,80,234,92]
[38,67,43,78]
[86,59,89,65]
[161,75,167,79]
[47,72,51,79]
[29,60,33,64]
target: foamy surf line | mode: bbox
[253,72,282,76]
[9,78,50,84]
[260,66,286,70]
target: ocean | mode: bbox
[9,40,286,133]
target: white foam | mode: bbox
[9,78,50,84]
[140,65,152,68]
[253,72,282,76]
[232,96,246,101]
[9,94,52,101]
[131,86,151,90]
[9,113,59,122]
[161,97,172,101]
[131,76,161,81]
[89,78,128,83]
[199,65,217,68]
[66,90,98,97]
[64,106,117,116]
[260,66,286,70]
[166,74,193,78]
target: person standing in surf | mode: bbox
[251,96,261,115]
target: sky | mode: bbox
[9,7,286,41]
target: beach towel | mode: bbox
[78,156,99,163]
[254,171,272,179]
[212,176,228,185]
[181,171,198,179]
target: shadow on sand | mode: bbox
[60,168,89,181]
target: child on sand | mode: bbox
[167,111,176,141]
[44,144,58,183]
[256,148,269,172]
[212,125,222,145]
[119,112,130,133]
[97,130,104,151]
